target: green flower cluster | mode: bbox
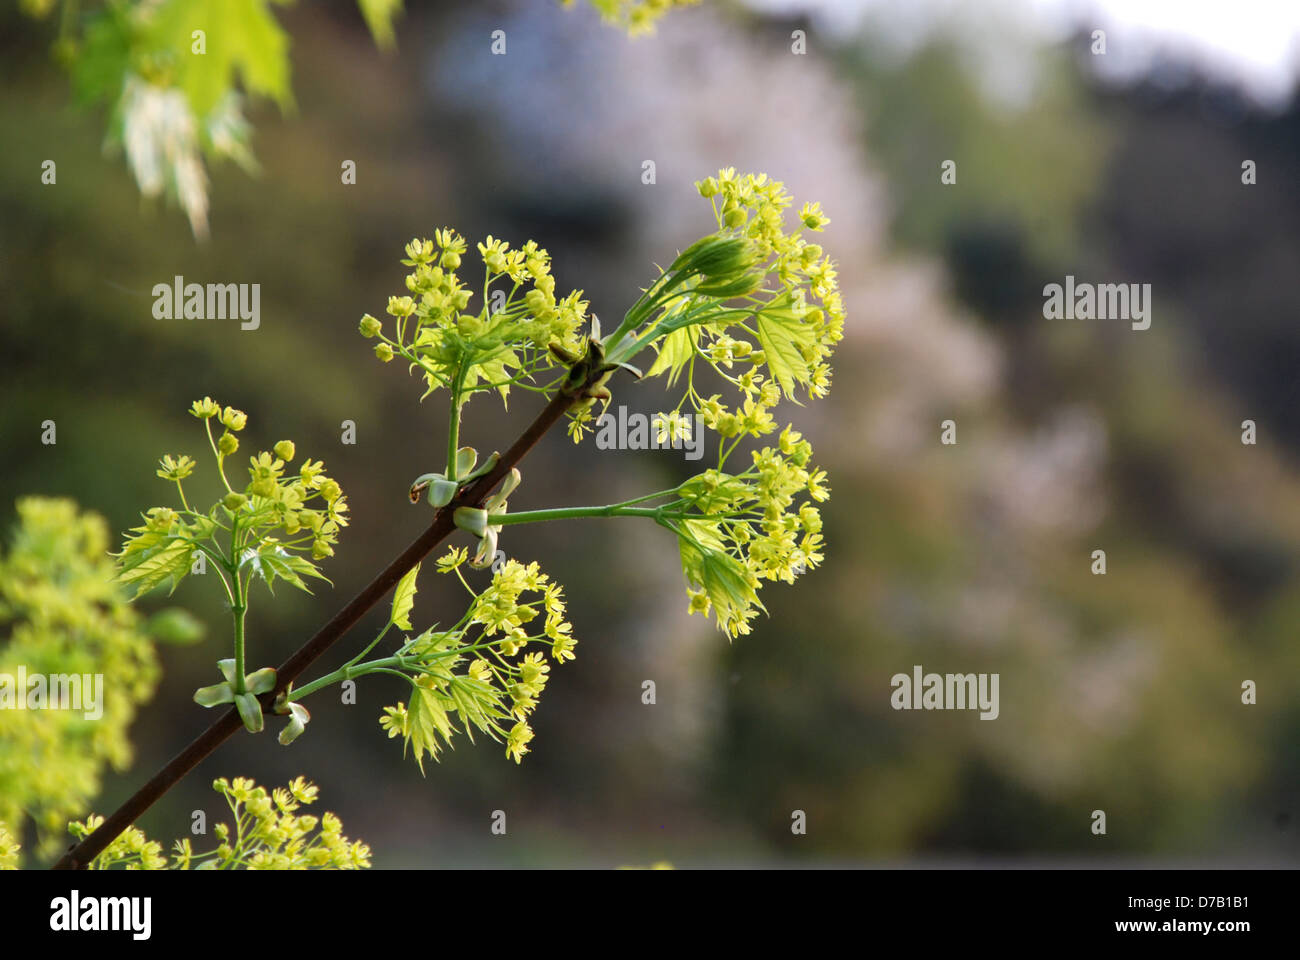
[371,171,841,643]
[116,399,347,735]
[0,498,183,862]
[68,777,370,869]
[585,168,843,441]
[565,170,841,636]
[361,230,591,409]
[564,0,700,35]
[116,397,348,600]
[675,425,828,637]
[378,549,577,767]
[67,816,167,870]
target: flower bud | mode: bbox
[222,492,247,511]
[358,313,382,338]
[440,250,461,270]
[374,342,394,362]
[220,406,248,431]
[273,440,295,462]
[695,270,764,299]
[218,431,239,456]
[524,288,551,315]
[696,176,720,198]
[386,295,415,317]
[674,234,758,283]
[799,505,823,534]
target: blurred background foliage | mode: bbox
[1,0,1298,865]
[0,496,201,864]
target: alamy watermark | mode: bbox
[890,664,999,720]
[594,406,705,460]
[0,666,104,720]
[1043,275,1151,330]
[50,891,151,940]
[152,275,260,330]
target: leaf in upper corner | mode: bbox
[148,0,295,119]
[357,0,403,49]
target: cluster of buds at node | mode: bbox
[193,659,277,734]
[552,315,643,411]
[408,446,500,508]
[453,467,522,569]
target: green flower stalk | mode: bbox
[115,398,347,739]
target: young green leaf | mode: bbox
[117,539,194,598]
[752,294,816,399]
[390,562,421,631]
[406,682,455,774]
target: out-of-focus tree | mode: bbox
[0,497,201,863]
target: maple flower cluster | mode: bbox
[675,424,829,637]
[68,777,370,869]
[360,231,591,408]
[573,169,842,636]
[115,398,347,600]
[570,168,842,446]
[380,550,577,767]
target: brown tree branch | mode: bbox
[52,376,596,869]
